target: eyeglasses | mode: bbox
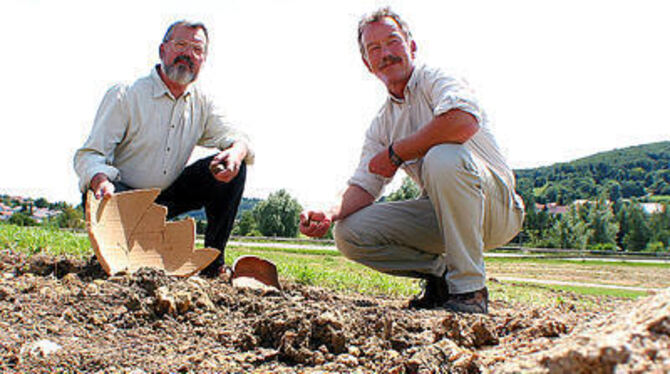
[169,40,206,56]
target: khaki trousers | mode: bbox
[334,144,524,294]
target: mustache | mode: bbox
[172,55,194,69]
[378,55,402,69]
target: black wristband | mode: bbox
[388,143,404,167]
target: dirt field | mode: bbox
[1,251,669,373]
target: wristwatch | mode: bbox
[388,143,404,167]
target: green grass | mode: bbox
[0,224,653,308]
[230,236,335,247]
[486,256,670,269]
[0,223,90,258]
[648,195,670,203]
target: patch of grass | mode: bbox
[487,256,670,269]
[226,244,338,256]
[230,236,335,247]
[490,280,647,310]
[0,223,90,258]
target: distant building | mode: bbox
[534,202,569,215]
[641,202,665,215]
[0,203,14,221]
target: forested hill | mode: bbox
[515,141,670,204]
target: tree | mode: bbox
[34,198,49,209]
[547,206,591,249]
[622,203,651,251]
[585,199,619,247]
[54,203,85,230]
[649,203,670,250]
[8,212,37,226]
[523,203,555,247]
[233,210,258,236]
[386,176,421,202]
[253,189,302,237]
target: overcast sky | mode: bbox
[2,0,669,208]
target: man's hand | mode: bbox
[210,143,247,183]
[299,210,332,238]
[368,148,399,178]
[90,173,115,200]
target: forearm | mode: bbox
[73,149,120,192]
[392,109,479,162]
[330,184,375,221]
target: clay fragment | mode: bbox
[86,189,219,277]
[232,255,281,291]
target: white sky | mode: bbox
[1,0,669,208]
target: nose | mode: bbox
[380,43,393,58]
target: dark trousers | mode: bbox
[83,155,246,275]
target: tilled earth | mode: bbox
[1,250,669,373]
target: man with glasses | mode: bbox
[300,8,524,314]
[74,20,253,278]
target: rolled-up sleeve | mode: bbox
[430,71,484,125]
[347,118,389,199]
[199,99,255,165]
[73,85,128,192]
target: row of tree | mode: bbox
[4,174,667,252]
[522,197,669,251]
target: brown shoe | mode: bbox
[442,288,488,314]
[408,274,449,309]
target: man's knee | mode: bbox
[423,144,472,174]
[333,218,361,260]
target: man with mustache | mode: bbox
[300,8,524,314]
[74,20,253,278]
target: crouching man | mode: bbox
[74,20,253,278]
[300,8,524,314]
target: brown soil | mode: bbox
[1,250,668,373]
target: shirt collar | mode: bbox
[388,63,421,104]
[150,64,194,100]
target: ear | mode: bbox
[361,55,373,73]
[159,43,166,60]
[410,40,417,58]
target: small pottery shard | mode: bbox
[86,189,220,277]
[232,255,281,291]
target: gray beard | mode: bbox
[162,62,195,85]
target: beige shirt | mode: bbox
[74,66,254,192]
[349,63,515,199]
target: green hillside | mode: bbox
[515,141,670,204]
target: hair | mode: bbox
[357,7,412,57]
[162,20,209,47]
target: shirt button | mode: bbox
[163,171,167,175]
[167,147,171,152]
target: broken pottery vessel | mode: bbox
[86,189,219,277]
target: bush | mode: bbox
[644,241,667,253]
[252,189,302,237]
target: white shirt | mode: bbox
[74,66,254,192]
[348,63,515,199]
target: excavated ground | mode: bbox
[0,250,668,373]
